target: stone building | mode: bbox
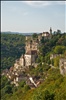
[21,28,52,67]
[25,50,38,66]
[22,38,38,67]
[19,55,25,66]
[38,28,52,41]
[50,54,59,60]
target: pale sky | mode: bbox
[1,1,66,33]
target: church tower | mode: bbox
[50,27,52,35]
[50,27,52,38]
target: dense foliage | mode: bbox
[32,33,38,39]
[1,33,25,70]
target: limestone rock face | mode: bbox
[59,58,66,75]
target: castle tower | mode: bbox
[24,36,39,66]
[25,40,33,54]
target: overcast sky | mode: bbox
[1,1,66,33]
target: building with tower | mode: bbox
[10,28,52,68]
[24,37,39,66]
[20,28,52,67]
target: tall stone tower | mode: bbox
[50,27,52,38]
[24,36,38,67]
[50,27,52,35]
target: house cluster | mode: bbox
[2,67,43,88]
[21,27,52,67]
[26,27,52,42]
[2,28,52,87]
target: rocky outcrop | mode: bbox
[59,58,66,75]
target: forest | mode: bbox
[1,33,25,70]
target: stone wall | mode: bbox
[25,54,32,66]
[59,58,66,75]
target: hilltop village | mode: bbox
[2,28,66,88]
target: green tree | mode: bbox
[19,80,26,87]
[54,57,60,67]
[54,46,66,54]
[4,85,13,94]
[32,33,38,39]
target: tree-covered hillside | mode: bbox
[1,33,25,70]
[1,32,66,100]
[37,32,66,63]
[1,68,66,100]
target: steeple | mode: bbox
[50,27,52,35]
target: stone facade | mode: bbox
[24,50,38,66]
[50,54,59,60]
[23,35,39,66]
[50,54,62,60]
[19,55,25,66]
[25,54,32,66]
[25,40,38,53]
